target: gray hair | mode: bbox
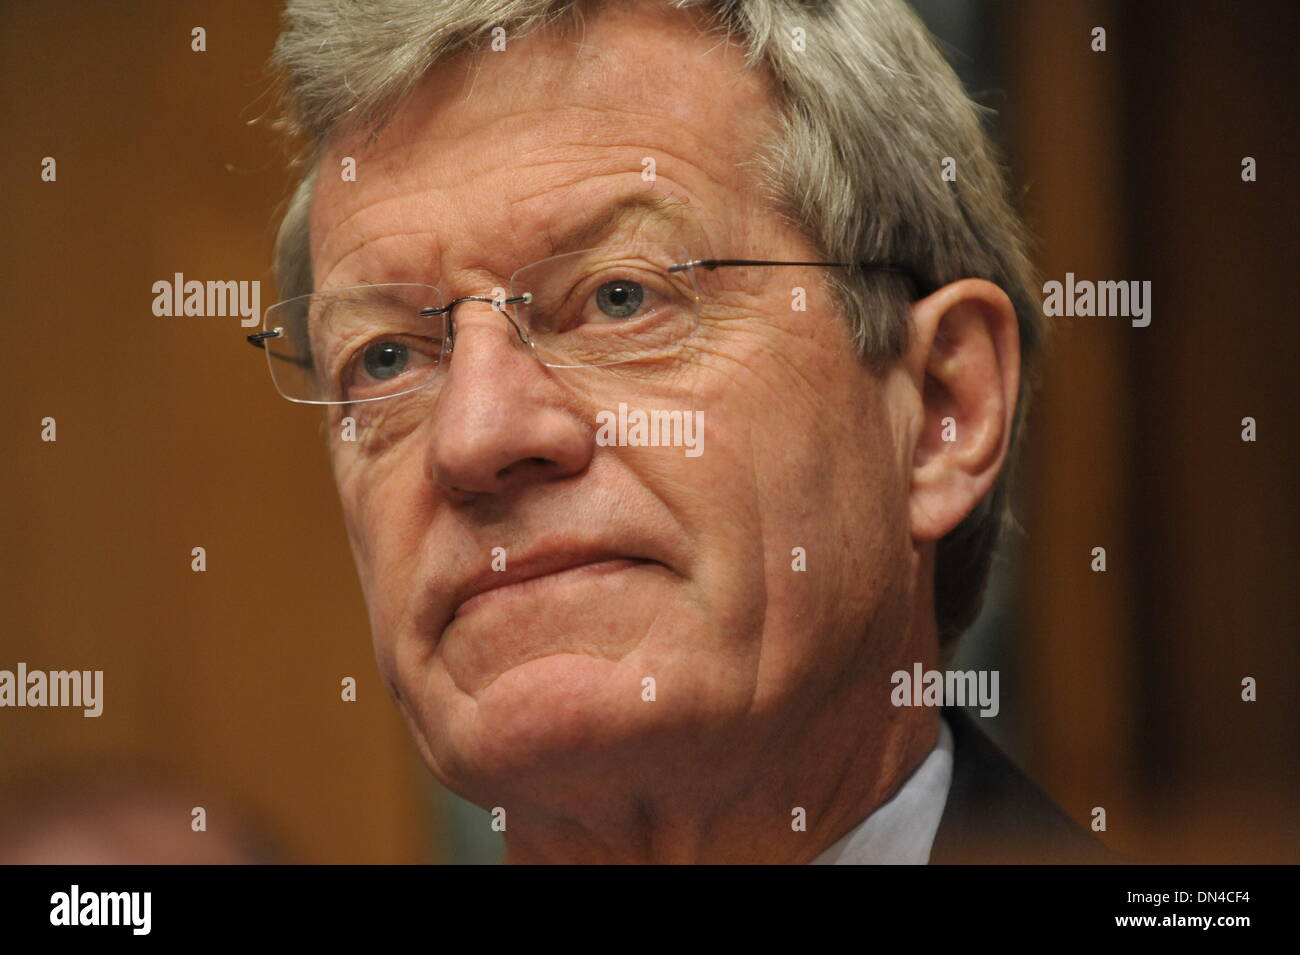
[269,0,1044,651]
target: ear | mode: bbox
[901,278,1021,542]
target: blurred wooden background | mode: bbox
[0,0,435,864]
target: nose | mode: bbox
[425,300,592,500]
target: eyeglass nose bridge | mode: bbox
[420,292,534,361]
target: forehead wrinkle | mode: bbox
[320,188,705,301]
[327,90,739,210]
[314,97,761,293]
[314,198,431,286]
[319,162,706,287]
[310,143,608,283]
[317,230,442,290]
[314,70,762,275]
[312,172,469,276]
[537,192,697,257]
[507,107,734,179]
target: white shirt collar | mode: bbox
[809,716,954,864]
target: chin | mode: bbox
[470,652,654,751]
[433,569,690,696]
[421,650,723,797]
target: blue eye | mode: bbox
[362,341,409,380]
[595,280,645,319]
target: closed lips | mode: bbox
[451,553,654,619]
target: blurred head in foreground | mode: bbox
[0,766,281,864]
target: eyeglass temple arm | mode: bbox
[246,329,313,369]
[669,259,932,296]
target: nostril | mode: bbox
[496,456,552,482]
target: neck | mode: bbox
[500,613,943,864]
[502,709,941,864]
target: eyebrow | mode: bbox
[540,192,698,258]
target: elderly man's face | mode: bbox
[310,3,920,817]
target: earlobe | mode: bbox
[905,279,1020,542]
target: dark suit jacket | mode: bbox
[928,707,1117,864]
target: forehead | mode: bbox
[309,1,780,289]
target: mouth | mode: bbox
[449,553,658,621]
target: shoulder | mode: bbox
[929,706,1120,864]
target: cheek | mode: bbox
[330,437,430,630]
[751,362,908,610]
